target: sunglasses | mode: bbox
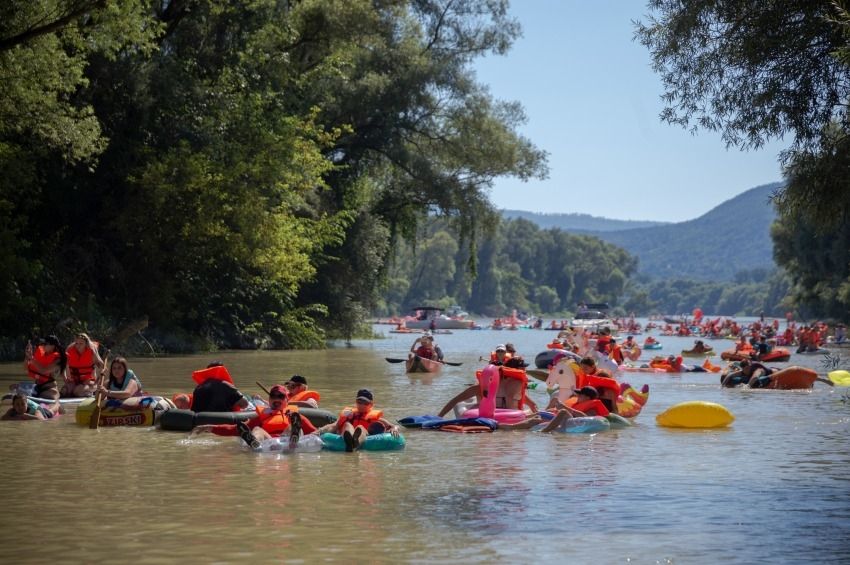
[269,394,286,400]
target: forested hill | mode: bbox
[589,182,781,280]
[501,210,668,232]
[505,182,782,281]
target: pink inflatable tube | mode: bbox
[460,364,527,424]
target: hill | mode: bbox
[504,182,782,281]
[500,210,668,232]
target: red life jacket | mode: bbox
[254,405,297,436]
[573,399,610,417]
[66,343,98,382]
[27,346,59,385]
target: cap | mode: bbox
[573,386,598,399]
[356,389,374,402]
[495,344,507,351]
[288,374,307,385]
[269,384,288,398]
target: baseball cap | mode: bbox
[495,344,507,351]
[288,374,307,385]
[269,385,288,398]
[356,389,374,402]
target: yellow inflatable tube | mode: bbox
[656,401,734,429]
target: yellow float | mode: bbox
[656,401,734,429]
[75,397,168,427]
[828,370,850,387]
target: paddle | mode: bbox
[89,351,110,429]
[385,357,462,367]
[255,381,271,395]
[527,369,548,381]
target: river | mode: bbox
[1,322,849,563]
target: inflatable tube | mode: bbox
[460,407,526,424]
[533,416,611,434]
[616,383,649,418]
[159,407,336,431]
[320,432,406,452]
[246,434,325,453]
[75,397,168,427]
[656,401,734,429]
[605,413,632,428]
[3,382,86,405]
[460,365,527,424]
[643,342,662,350]
[763,366,818,390]
[829,370,850,386]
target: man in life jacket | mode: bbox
[488,344,510,365]
[192,384,317,448]
[284,374,320,408]
[315,389,400,452]
[190,362,250,413]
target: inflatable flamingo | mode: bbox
[460,365,527,424]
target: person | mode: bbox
[315,389,400,452]
[1,392,54,421]
[644,335,658,346]
[190,362,250,412]
[96,357,143,401]
[62,333,104,398]
[503,343,528,368]
[284,375,320,408]
[835,324,847,344]
[437,363,538,417]
[25,335,66,402]
[410,335,438,361]
[690,340,711,354]
[721,358,773,387]
[501,386,609,432]
[192,385,316,449]
[486,344,510,365]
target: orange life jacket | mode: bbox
[27,346,59,385]
[338,407,384,431]
[489,351,513,363]
[573,399,610,417]
[191,365,233,385]
[611,345,624,365]
[288,390,320,403]
[66,343,98,382]
[499,366,528,409]
[254,405,299,436]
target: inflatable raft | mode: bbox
[75,396,171,427]
[656,401,734,429]
[159,407,336,431]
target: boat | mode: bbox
[75,396,172,427]
[406,355,443,373]
[681,348,714,357]
[403,306,475,330]
[569,303,616,332]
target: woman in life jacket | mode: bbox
[62,333,104,398]
[316,389,399,452]
[25,335,66,404]
[193,385,317,448]
[96,357,144,402]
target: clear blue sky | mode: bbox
[474,1,786,222]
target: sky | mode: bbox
[473,1,787,222]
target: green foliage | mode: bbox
[0,1,547,350]
[637,1,850,320]
[382,217,637,316]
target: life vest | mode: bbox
[489,351,513,364]
[109,369,143,396]
[338,407,384,431]
[499,366,529,408]
[415,346,435,359]
[254,405,297,436]
[585,374,620,396]
[27,346,59,385]
[191,365,233,385]
[288,390,320,403]
[611,346,624,365]
[573,398,610,417]
[66,343,98,382]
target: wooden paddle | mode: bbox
[527,369,549,381]
[385,357,462,367]
[255,381,271,395]
[89,352,110,429]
